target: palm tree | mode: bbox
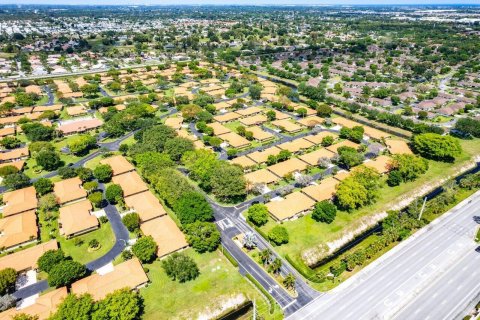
[259,249,272,267]
[283,273,296,291]
[269,257,282,275]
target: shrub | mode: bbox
[122,213,140,232]
[311,200,337,224]
[268,226,289,245]
[162,253,199,283]
[247,204,269,227]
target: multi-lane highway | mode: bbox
[288,190,480,320]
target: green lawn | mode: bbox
[141,249,283,320]
[258,139,480,270]
[58,222,116,265]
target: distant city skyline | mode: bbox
[0,0,479,5]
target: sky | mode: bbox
[0,0,479,5]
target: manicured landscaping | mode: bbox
[141,249,283,319]
[257,139,480,272]
[58,222,116,264]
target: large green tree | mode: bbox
[173,192,213,225]
[412,133,462,162]
[131,236,157,263]
[183,221,221,253]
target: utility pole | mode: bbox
[418,197,428,221]
[253,299,256,320]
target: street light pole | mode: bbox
[418,197,428,221]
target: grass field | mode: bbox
[258,138,480,269]
[58,222,116,264]
[141,249,283,320]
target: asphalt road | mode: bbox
[287,191,480,320]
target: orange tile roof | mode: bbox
[71,258,148,301]
[0,161,25,171]
[0,240,57,272]
[244,168,280,186]
[100,155,135,177]
[209,122,232,136]
[301,177,339,202]
[297,116,324,127]
[326,140,359,154]
[246,146,282,164]
[0,147,29,162]
[271,119,303,133]
[298,148,336,166]
[214,112,242,123]
[277,138,314,153]
[236,106,262,116]
[267,158,309,178]
[32,105,63,113]
[2,186,38,217]
[363,155,392,174]
[0,287,67,320]
[124,191,167,223]
[385,139,413,155]
[266,192,315,221]
[140,216,188,258]
[230,156,257,169]
[239,114,268,126]
[247,126,274,141]
[218,132,251,149]
[53,177,87,205]
[66,106,87,116]
[59,200,98,237]
[303,132,338,145]
[112,171,149,197]
[0,126,15,137]
[0,210,38,250]
[57,118,103,135]
[164,117,184,130]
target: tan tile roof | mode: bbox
[246,146,282,164]
[66,106,87,116]
[266,192,315,221]
[363,126,390,140]
[0,147,29,162]
[298,148,336,165]
[0,287,67,320]
[53,177,87,205]
[59,200,98,237]
[12,107,34,115]
[247,126,274,141]
[385,139,413,155]
[363,155,392,174]
[71,258,148,301]
[112,171,149,197]
[164,117,184,130]
[209,122,232,136]
[0,160,25,171]
[334,170,351,181]
[236,106,262,116]
[303,132,338,145]
[213,112,241,123]
[277,138,314,153]
[100,155,135,177]
[140,216,188,257]
[0,239,57,272]
[267,157,309,178]
[301,177,339,202]
[230,156,257,168]
[297,116,325,127]
[2,186,38,217]
[0,211,38,250]
[213,101,230,111]
[0,126,15,137]
[124,191,167,223]
[33,105,63,113]
[239,114,268,126]
[57,118,103,135]
[0,116,22,125]
[271,110,290,120]
[218,132,251,149]
[271,119,303,133]
[326,140,359,154]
